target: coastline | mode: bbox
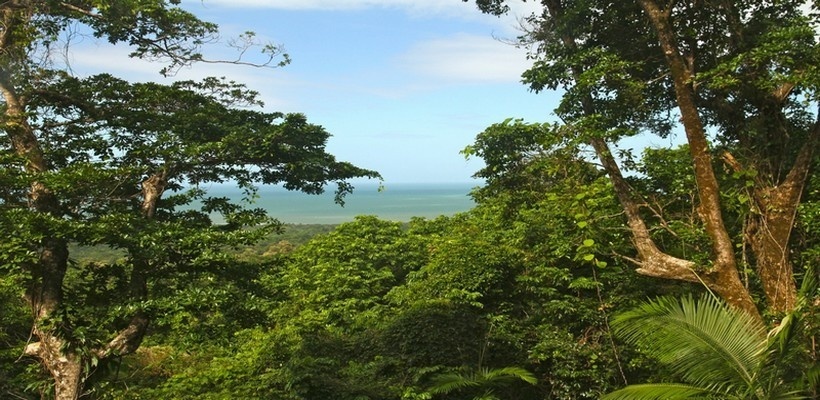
[195,181,479,224]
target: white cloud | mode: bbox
[396,33,529,83]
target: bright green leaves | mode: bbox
[269,216,425,330]
[576,236,607,269]
[566,178,617,270]
[604,293,815,399]
[578,239,596,262]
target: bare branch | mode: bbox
[57,2,100,19]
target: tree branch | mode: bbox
[57,2,100,19]
[95,313,148,359]
[779,114,820,196]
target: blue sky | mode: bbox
[71,0,561,184]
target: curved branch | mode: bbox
[95,313,149,359]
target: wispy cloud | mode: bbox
[396,33,529,84]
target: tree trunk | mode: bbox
[748,207,798,313]
[746,121,818,312]
[25,338,83,400]
[638,0,760,319]
[543,0,762,320]
[0,20,85,397]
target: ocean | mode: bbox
[197,182,479,224]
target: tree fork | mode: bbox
[749,117,819,312]
[638,0,760,318]
[542,0,761,320]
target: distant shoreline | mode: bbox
[194,181,479,224]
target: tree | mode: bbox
[602,292,816,399]
[466,0,819,320]
[0,2,378,398]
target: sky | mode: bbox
[68,0,561,184]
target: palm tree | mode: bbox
[602,289,816,400]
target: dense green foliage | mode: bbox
[3,138,816,398]
[17,131,683,399]
[2,1,818,399]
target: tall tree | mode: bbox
[466,0,819,320]
[0,2,377,399]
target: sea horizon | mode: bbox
[194,181,480,224]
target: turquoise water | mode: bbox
[197,182,478,224]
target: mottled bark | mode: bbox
[1,7,81,397]
[24,338,82,400]
[1,3,155,397]
[746,120,818,312]
[141,172,168,219]
[542,0,761,320]
[638,0,760,319]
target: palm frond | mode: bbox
[807,363,820,397]
[474,389,500,400]
[428,372,480,394]
[612,294,766,393]
[769,263,816,357]
[426,366,537,396]
[600,383,709,400]
[480,366,537,386]
[760,262,818,398]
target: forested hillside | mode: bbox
[1,1,818,399]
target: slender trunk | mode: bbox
[89,172,168,357]
[638,0,760,319]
